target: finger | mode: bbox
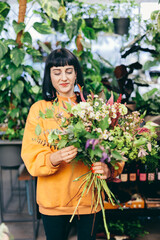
[63,152,77,163]
[92,162,103,167]
[61,148,78,158]
[97,175,108,180]
[64,145,77,151]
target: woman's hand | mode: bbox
[50,145,78,166]
[91,162,111,179]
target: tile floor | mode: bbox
[0,168,160,240]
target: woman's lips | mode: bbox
[60,83,69,87]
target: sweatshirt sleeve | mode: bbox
[21,101,60,177]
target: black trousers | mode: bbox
[41,212,101,240]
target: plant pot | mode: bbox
[0,140,22,168]
[113,17,130,35]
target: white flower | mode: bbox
[79,110,86,118]
[88,106,93,112]
[112,113,117,119]
[108,118,111,124]
[102,133,109,140]
[94,94,99,98]
[89,112,95,119]
[95,112,101,120]
[101,113,106,118]
[109,136,113,141]
[94,101,99,107]
[119,105,128,115]
[80,102,90,109]
[96,128,103,133]
[95,115,100,120]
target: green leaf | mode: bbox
[82,26,96,40]
[4,39,18,46]
[10,48,25,67]
[64,101,72,112]
[26,47,41,56]
[45,109,54,118]
[10,108,19,119]
[57,139,68,149]
[0,40,8,59]
[8,64,23,81]
[35,124,41,136]
[0,2,10,19]
[24,65,33,75]
[99,115,109,131]
[112,150,124,161]
[0,21,4,33]
[13,20,25,34]
[32,85,40,94]
[66,19,82,40]
[37,40,51,54]
[40,0,60,20]
[21,32,32,44]
[12,81,24,100]
[39,110,45,119]
[142,88,158,101]
[134,137,147,147]
[81,39,91,49]
[33,22,54,34]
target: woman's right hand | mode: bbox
[50,145,78,166]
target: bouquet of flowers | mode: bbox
[35,92,159,239]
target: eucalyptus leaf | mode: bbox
[45,109,54,118]
[33,22,54,34]
[35,124,41,136]
[13,20,25,34]
[57,139,68,149]
[10,48,25,67]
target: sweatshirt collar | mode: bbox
[56,93,77,103]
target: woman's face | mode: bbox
[50,65,76,97]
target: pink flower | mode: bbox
[138,148,148,158]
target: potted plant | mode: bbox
[111,0,137,35]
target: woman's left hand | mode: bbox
[91,162,111,179]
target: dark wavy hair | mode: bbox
[42,48,87,102]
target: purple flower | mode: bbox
[92,139,99,150]
[85,139,94,150]
[100,152,111,163]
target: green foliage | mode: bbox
[132,88,160,115]
[0,1,44,140]
[98,218,148,239]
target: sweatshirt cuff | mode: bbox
[46,153,60,169]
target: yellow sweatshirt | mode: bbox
[21,94,124,216]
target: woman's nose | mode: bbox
[61,71,67,80]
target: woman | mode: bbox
[21,48,124,240]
